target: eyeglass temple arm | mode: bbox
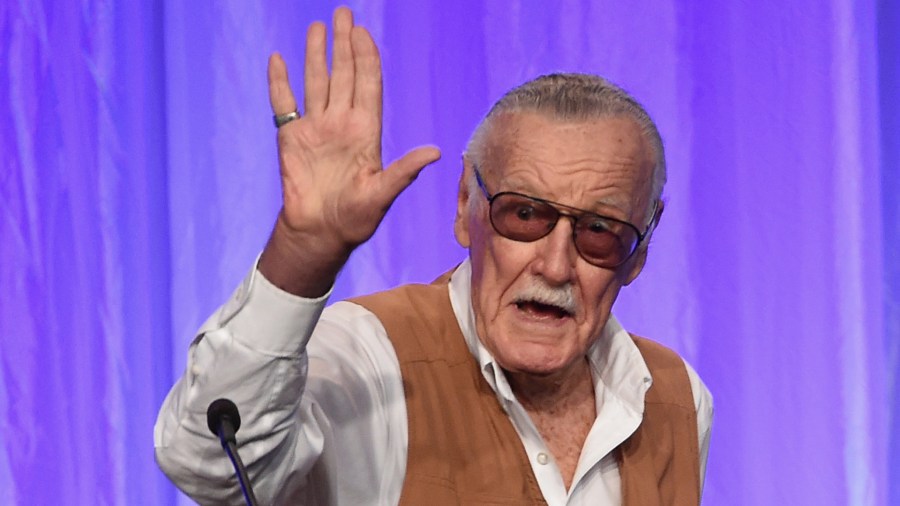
[641,199,664,240]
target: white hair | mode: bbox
[463,73,666,224]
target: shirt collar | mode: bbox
[447,258,652,415]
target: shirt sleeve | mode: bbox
[683,359,714,493]
[153,265,407,505]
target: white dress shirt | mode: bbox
[155,259,713,505]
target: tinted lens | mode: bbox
[490,193,557,241]
[574,216,636,266]
[487,191,641,268]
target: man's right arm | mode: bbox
[155,8,437,502]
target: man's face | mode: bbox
[454,111,657,378]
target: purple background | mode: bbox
[2,1,898,504]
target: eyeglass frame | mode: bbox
[472,166,659,268]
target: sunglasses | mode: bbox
[474,168,655,268]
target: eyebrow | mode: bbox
[477,163,637,221]
[589,196,632,219]
[504,180,631,220]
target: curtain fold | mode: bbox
[1,1,895,503]
[1,1,173,503]
[878,1,900,504]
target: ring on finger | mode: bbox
[273,110,301,128]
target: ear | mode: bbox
[454,158,474,248]
[623,200,664,286]
[623,248,647,286]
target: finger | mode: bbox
[379,146,442,200]
[268,52,299,116]
[351,26,382,119]
[328,7,355,109]
[304,21,328,115]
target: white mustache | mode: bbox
[513,281,578,315]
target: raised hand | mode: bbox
[259,7,441,297]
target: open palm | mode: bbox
[260,7,440,296]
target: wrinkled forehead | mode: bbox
[481,111,654,167]
[478,112,656,216]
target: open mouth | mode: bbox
[515,300,573,319]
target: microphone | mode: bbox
[206,398,259,506]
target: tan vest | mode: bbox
[351,274,700,506]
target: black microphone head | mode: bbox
[206,398,242,436]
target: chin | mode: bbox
[495,342,577,377]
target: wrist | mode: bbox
[258,213,352,298]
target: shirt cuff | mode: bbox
[215,262,333,357]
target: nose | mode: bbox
[531,216,579,285]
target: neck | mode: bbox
[506,358,594,412]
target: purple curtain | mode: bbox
[2,1,896,504]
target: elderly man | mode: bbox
[155,6,712,506]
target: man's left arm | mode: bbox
[684,360,714,488]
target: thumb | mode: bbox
[379,145,442,200]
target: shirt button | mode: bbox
[536,452,549,465]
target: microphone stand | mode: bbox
[208,398,259,506]
[217,423,259,506]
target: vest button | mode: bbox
[536,452,549,465]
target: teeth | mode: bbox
[515,296,575,315]
[516,299,571,317]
